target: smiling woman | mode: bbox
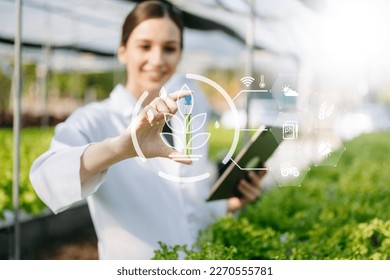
[118,17,181,105]
[29,1,200,260]
[29,0,264,260]
[118,1,183,106]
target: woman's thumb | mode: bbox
[166,150,192,165]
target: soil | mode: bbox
[36,227,98,260]
[0,205,100,260]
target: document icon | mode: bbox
[283,121,298,140]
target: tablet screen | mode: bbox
[207,126,283,201]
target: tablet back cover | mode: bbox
[207,126,282,201]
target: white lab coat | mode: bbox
[29,80,227,259]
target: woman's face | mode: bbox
[119,17,182,100]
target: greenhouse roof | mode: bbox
[0,0,322,71]
[1,0,389,88]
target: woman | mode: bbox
[30,0,263,259]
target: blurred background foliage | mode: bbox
[153,131,390,260]
[0,128,53,218]
[0,63,251,125]
[2,126,389,260]
[0,62,125,114]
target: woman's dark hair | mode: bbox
[121,0,184,48]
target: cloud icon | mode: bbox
[282,85,299,96]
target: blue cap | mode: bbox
[184,95,192,105]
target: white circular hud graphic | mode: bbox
[131,73,241,183]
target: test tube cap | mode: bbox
[184,95,192,105]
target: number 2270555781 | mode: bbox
[209,266,273,276]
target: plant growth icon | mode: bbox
[318,102,335,120]
[160,91,210,160]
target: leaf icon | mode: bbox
[187,113,207,133]
[187,133,210,150]
[164,113,183,133]
[160,132,184,149]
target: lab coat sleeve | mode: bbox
[206,199,228,219]
[29,116,107,214]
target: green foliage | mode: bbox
[0,128,53,218]
[377,89,390,105]
[152,241,237,260]
[1,63,40,111]
[154,131,390,259]
[0,67,12,111]
[197,215,290,259]
[48,70,124,100]
[2,127,390,259]
[208,125,237,161]
[208,125,250,162]
[1,61,125,114]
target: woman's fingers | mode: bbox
[238,177,262,203]
[238,182,254,202]
[229,171,265,211]
[168,151,192,165]
[160,93,178,114]
[153,98,170,124]
[145,105,158,124]
[168,90,192,102]
[137,90,193,165]
[257,169,267,179]
[144,90,190,125]
[145,99,171,125]
[238,184,256,203]
[247,171,261,185]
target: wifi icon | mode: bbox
[240,76,255,87]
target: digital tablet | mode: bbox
[207,126,283,201]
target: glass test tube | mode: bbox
[184,95,192,156]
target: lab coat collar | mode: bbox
[109,84,138,118]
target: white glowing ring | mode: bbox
[131,74,240,183]
[186,73,240,164]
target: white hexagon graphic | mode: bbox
[269,111,311,144]
[311,130,347,167]
[232,88,279,128]
[248,97,279,128]
[310,91,346,131]
[271,73,310,111]
[267,143,311,187]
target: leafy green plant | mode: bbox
[0,128,53,218]
[152,241,237,260]
[154,131,390,259]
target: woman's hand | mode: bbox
[80,90,191,183]
[227,169,266,212]
[119,90,192,164]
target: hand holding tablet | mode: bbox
[207,126,283,201]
